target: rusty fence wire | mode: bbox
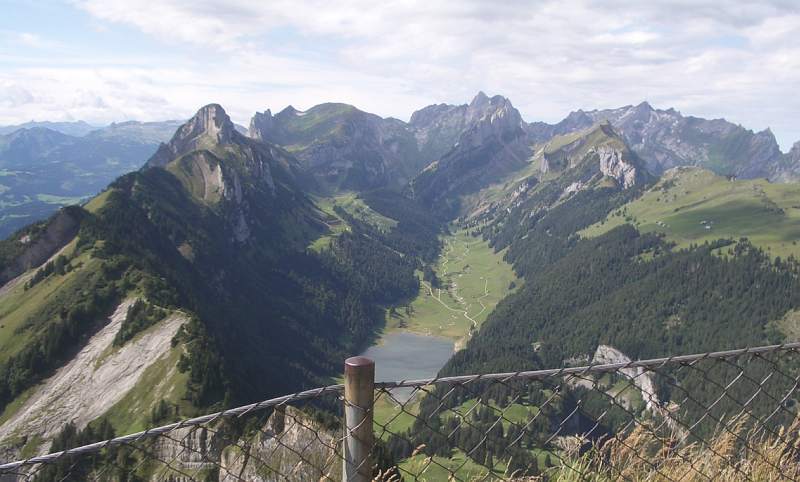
[3,342,800,481]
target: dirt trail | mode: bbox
[0,299,186,447]
[421,236,492,348]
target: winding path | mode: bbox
[420,235,492,342]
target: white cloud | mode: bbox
[2,0,799,149]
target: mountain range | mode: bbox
[3,94,799,240]
[2,92,800,475]
[529,101,793,179]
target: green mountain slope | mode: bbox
[582,167,800,259]
[389,121,800,473]
[442,126,800,375]
[0,104,441,458]
[249,103,424,192]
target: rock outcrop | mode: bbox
[592,345,660,413]
[596,145,639,188]
[0,206,83,286]
[539,123,647,191]
[219,407,340,481]
[138,406,341,481]
[774,141,800,181]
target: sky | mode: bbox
[0,0,798,150]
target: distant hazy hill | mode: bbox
[0,120,97,137]
[0,120,181,238]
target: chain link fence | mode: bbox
[2,342,800,481]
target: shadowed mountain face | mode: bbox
[249,103,425,192]
[248,93,538,195]
[531,102,786,179]
[407,93,531,216]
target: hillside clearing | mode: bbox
[581,167,800,259]
[386,228,518,345]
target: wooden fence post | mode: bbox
[343,356,374,481]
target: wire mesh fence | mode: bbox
[2,342,800,481]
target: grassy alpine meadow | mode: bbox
[0,238,84,363]
[309,192,398,251]
[385,228,518,344]
[581,167,800,259]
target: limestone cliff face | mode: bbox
[596,145,639,188]
[140,406,341,481]
[539,123,647,192]
[147,104,235,169]
[774,141,800,181]
[149,425,229,477]
[219,407,340,481]
[790,142,800,163]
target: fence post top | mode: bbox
[345,356,374,369]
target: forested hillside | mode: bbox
[443,121,800,374]
[0,105,442,461]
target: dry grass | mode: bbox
[538,414,800,481]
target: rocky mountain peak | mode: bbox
[248,109,274,140]
[146,104,238,168]
[756,127,777,142]
[469,91,490,108]
[618,101,655,126]
[790,141,800,160]
[563,110,592,124]
[460,95,524,147]
[408,103,457,128]
[277,105,299,118]
[186,104,235,144]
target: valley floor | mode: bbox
[384,228,518,348]
[366,228,518,447]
